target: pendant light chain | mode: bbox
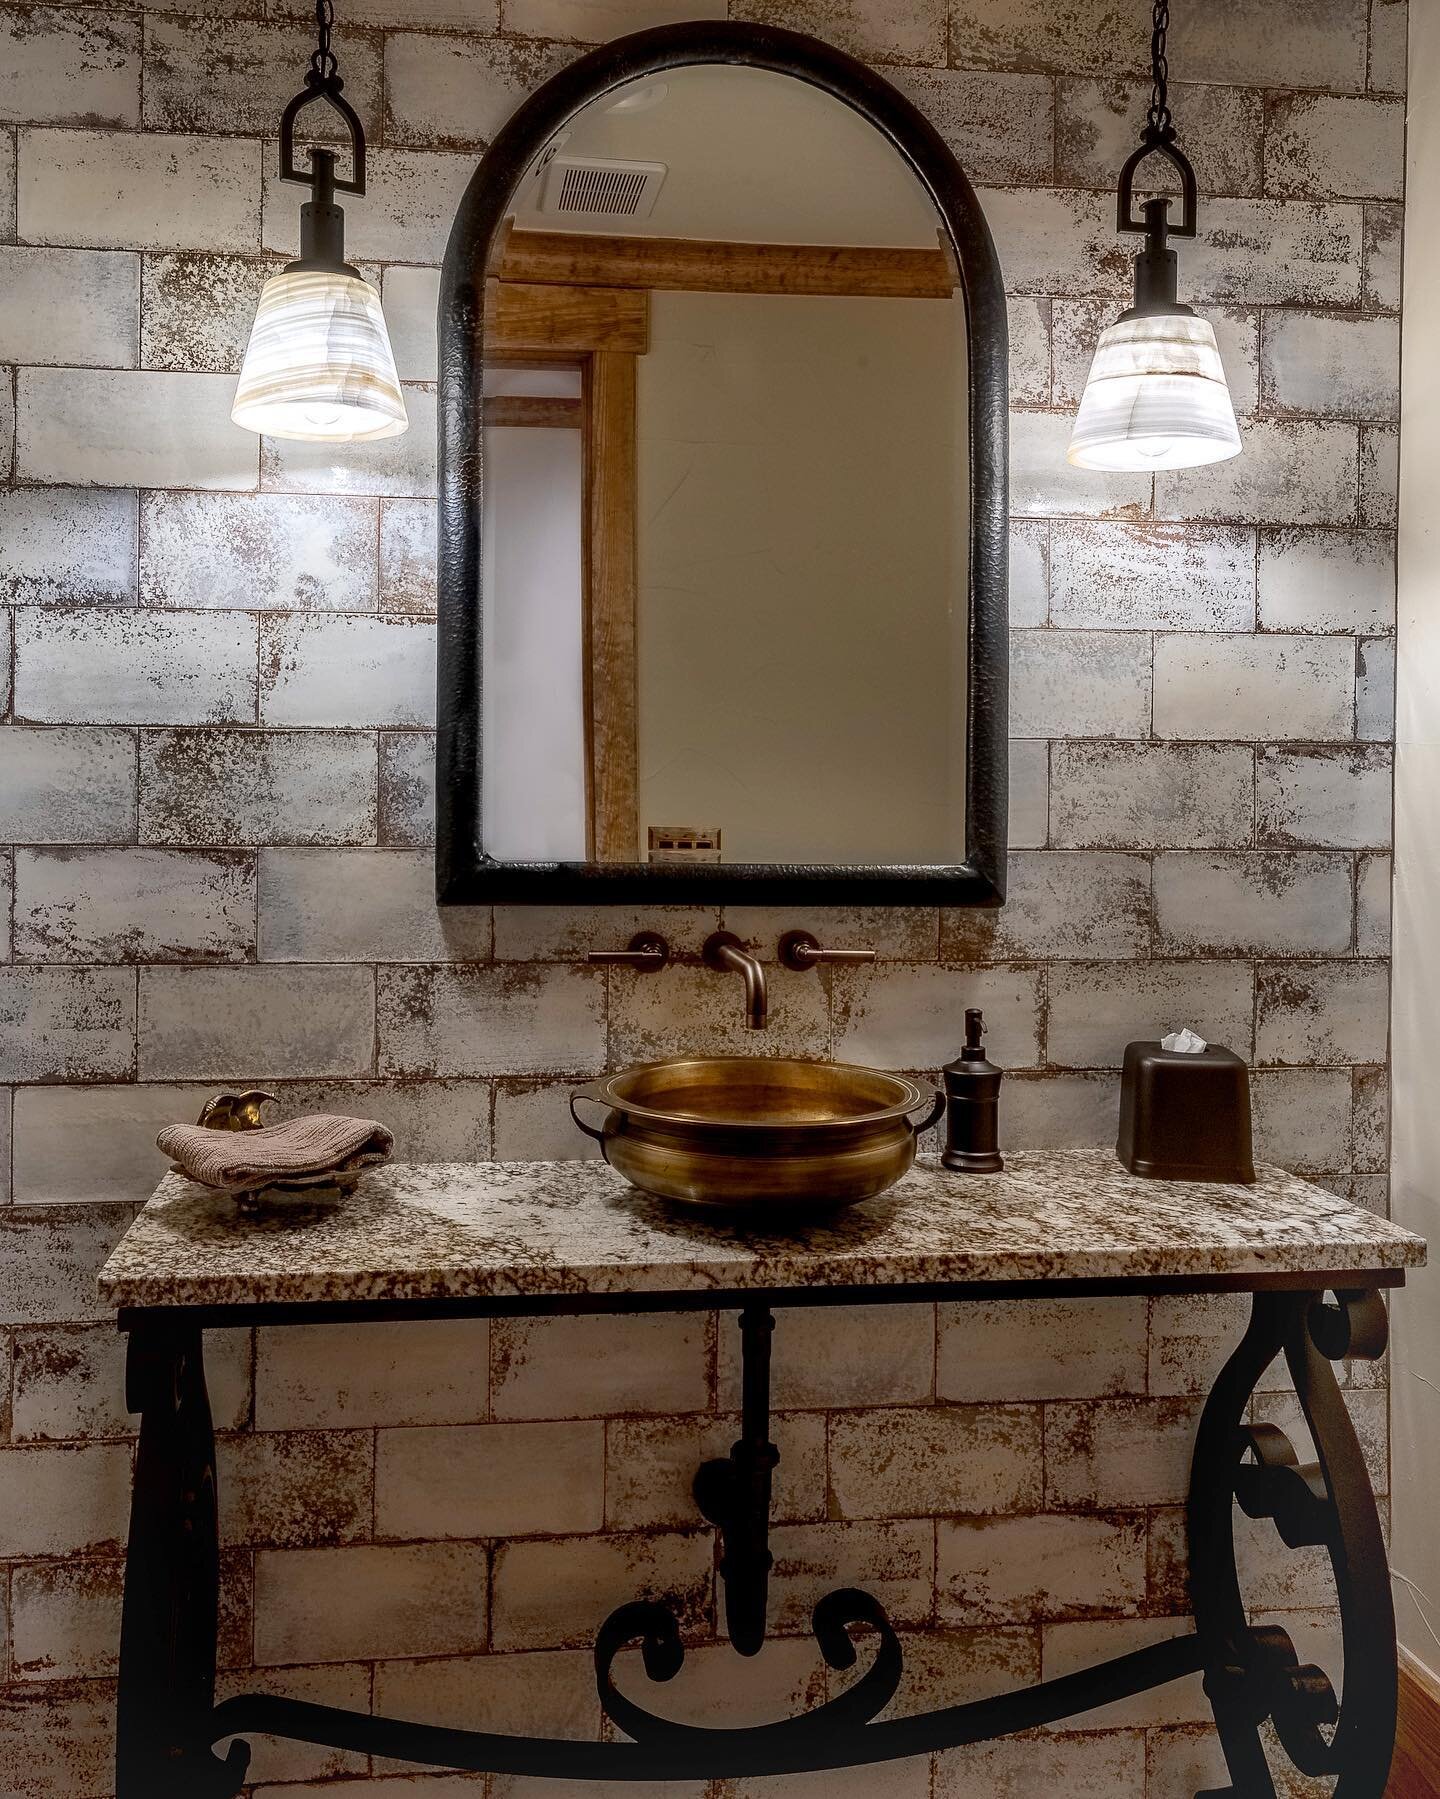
[1146,0,1173,141]
[309,0,339,87]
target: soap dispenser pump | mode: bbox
[942,1007,1004,1174]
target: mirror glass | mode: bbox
[479,63,969,868]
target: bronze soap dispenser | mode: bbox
[942,1008,1004,1174]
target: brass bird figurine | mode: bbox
[195,1090,278,1132]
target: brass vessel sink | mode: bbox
[570,1057,943,1216]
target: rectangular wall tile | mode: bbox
[15,608,257,725]
[1261,312,1399,422]
[139,965,375,1079]
[1055,78,1261,197]
[383,32,572,150]
[16,368,258,490]
[938,1297,1147,1401]
[1251,1068,1354,1175]
[1047,961,1255,1068]
[1050,743,1254,851]
[0,487,137,605]
[140,249,271,374]
[503,0,714,37]
[263,385,437,498]
[767,1519,933,1633]
[139,728,378,847]
[13,846,254,963]
[829,1404,1041,1518]
[1009,410,1149,518]
[1049,522,1255,632]
[0,726,137,844]
[256,1317,489,1430]
[12,1320,249,1436]
[260,614,436,727]
[896,69,1055,185]
[1154,420,1358,526]
[491,1529,713,1652]
[1010,630,1151,739]
[1187,201,1363,309]
[1264,92,1404,201]
[492,903,713,964]
[1255,961,1390,1065]
[830,963,1044,1070]
[140,492,378,612]
[607,963,828,1063]
[1153,853,1353,957]
[0,1204,136,1324]
[379,964,603,1077]
[10,1556,126,1680]
[1256,745,1392,850]
[1357,634,1395,740]
[737,0,944,63]
[19,127,260,250]
[218,1429,373,1548]
[943,851,1151,960]
[938,1512,1145,1624]
[1045,1400,1202,1508]
[0,246,137,366]
[144,16,383,138]
[718,1303,935,1409]
[606,1411,826,1530]
[1153,633,1354,741]
[0,967,135,1081]
[1257,527,1394,635]
[0,6,140,127]
[376,1420,604,1539]
[380,497,438,614]
[491,1313,708,1420]
[0,1442,132,1555]
[259,847,490,961]
[255,1543,490,1665]
[379,731,436,846]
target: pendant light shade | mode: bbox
[233,0,407,445]
[233,268,406,442]
[1068,313,1240,471]
[1067,0,1239,474]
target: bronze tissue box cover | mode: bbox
[1116,1041,1255,1184]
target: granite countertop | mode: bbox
[97,1150,1428,1311]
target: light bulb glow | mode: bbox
[232,268,408,442]
[1067,312,1241,472]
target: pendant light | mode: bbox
[1068,1,1240,472]
[233,0,407,443]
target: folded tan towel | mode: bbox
[157,1113,394,1194]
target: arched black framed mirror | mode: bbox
[436,20,1008,907]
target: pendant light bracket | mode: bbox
[277,1,366,274]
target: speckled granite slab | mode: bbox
[98,1150,1426,1311]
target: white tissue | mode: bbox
[1161,1027,1208,1054]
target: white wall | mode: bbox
[1390,0,1440,1682]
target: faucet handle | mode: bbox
[779,930,876,972]
[587,931,670,972]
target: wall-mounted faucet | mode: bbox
[703,932,768,1030]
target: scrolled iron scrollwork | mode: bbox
[1188,1287,1396,1799]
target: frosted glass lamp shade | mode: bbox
[1067,312,1241,471]
[232,268,408,442]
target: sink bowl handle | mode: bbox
[907,1089,946,1137]
[570,1084,613,1151]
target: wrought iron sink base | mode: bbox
[115,1286,1398,1799]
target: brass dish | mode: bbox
[570,1057,944,1215]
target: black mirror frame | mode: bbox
[436,19,1008,908]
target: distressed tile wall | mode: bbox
[0,0,1403,1794]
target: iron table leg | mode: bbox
[116,1324,248,1799]
[1188,1289,1396,1797]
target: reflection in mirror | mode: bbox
[480,64,968,868]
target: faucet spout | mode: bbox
[702,932,768,1030]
